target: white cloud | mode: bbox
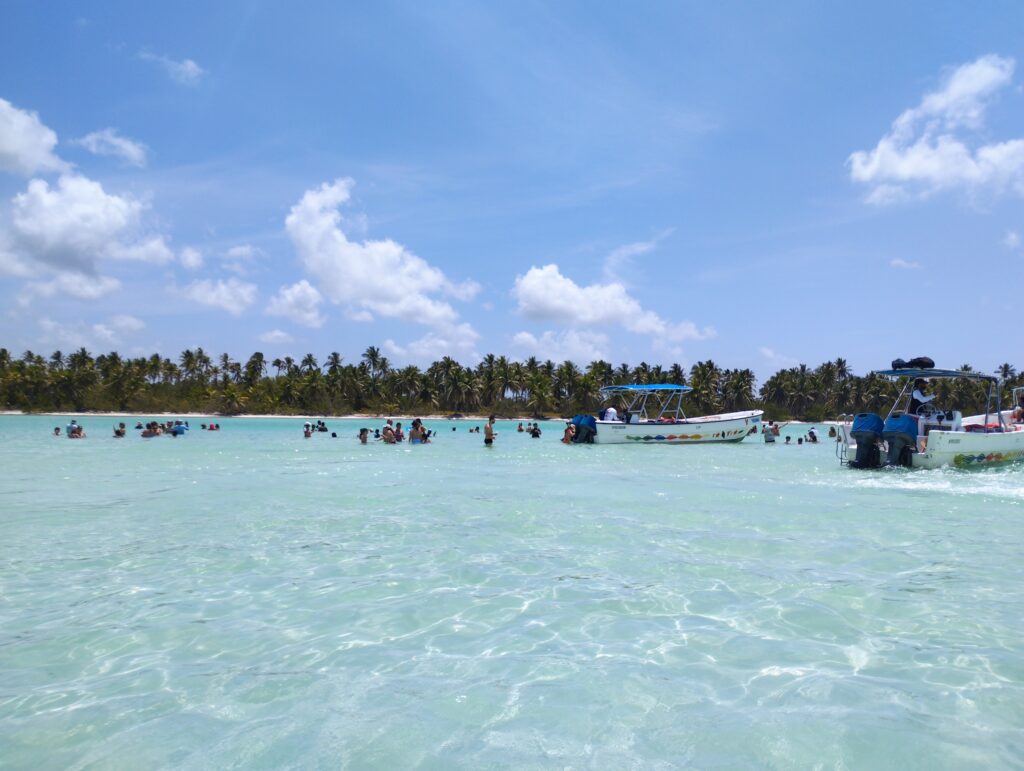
[222,244,261,274]
[260,329,294,344]
[180,246,204,270]
[511,329,610,363]
[849,54,1024,202]
[285,178,479,331]
[9,174,171,273]
[107,235,175,263]
[225,244,256,261]
[182,278,257,316]
[38,314,143,350]
[446,278,482,301]
[760,346,798,368]
[344,308,374,322]
[383,323,480,364]
[0,98,69,176]
[109,314,144,333]
[602,229,674,283]
[0,233,33,277]
[512,264,715,342]
[20,272,121,304]
[1004,230,1021,250]
[72,128,147,167]
[139,51,204,85]
[266,279,326,328]
[890,258,921,269]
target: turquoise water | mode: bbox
[1,415,1022,769]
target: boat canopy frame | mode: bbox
[875,368,1004,429]
[599,383,693,423]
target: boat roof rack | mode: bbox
[874,368,997,382]
[599,383,693,394]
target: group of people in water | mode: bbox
[762,420,834,445]
[49,414,853,448]
[302,417,437,444]
[139,420,189,438]
[517,422,543,438]
[359,418,433,444]
[52,418,221,438]
[54,419,86,438]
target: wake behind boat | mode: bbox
[837,365,1024,470]
[576,384,762,444]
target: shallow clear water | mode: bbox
[1,415,1022,769]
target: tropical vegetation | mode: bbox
[0,347,1017,420]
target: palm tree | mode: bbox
[526,372,553,417]
[325,352,344,378]
[362,346,382,379]
[668,363,686,386]
[688,360,722,413]
[833,357,852,380]
[586,359,613,386]
[244,352,266,387]
[721,368,755,411]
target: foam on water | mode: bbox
[1,415,1023,769]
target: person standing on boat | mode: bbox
[908,378,935,415]
[1012,393,1024,423]
[604,403,619,421]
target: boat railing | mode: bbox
[835,413,854,464]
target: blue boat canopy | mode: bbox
[600,383,693,394]
[875,368,996,382]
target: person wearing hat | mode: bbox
[908,378,935,415]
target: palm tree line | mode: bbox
[0,346,1017,419]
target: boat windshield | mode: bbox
[599,384,692,422]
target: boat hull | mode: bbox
[594,410,763,444]
[912,425,1024,469]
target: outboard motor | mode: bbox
[571,414,597,444]
[883,412,918,467]
[849,413,883,468]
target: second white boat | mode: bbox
[585,384,763,444]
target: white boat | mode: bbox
[837,368,1024,470]
[587,384,763,444]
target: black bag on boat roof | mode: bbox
[891,356,934,370]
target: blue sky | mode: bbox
[2,1,1023,380]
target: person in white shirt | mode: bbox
[908,378,936,415]
[604,405,618,421]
